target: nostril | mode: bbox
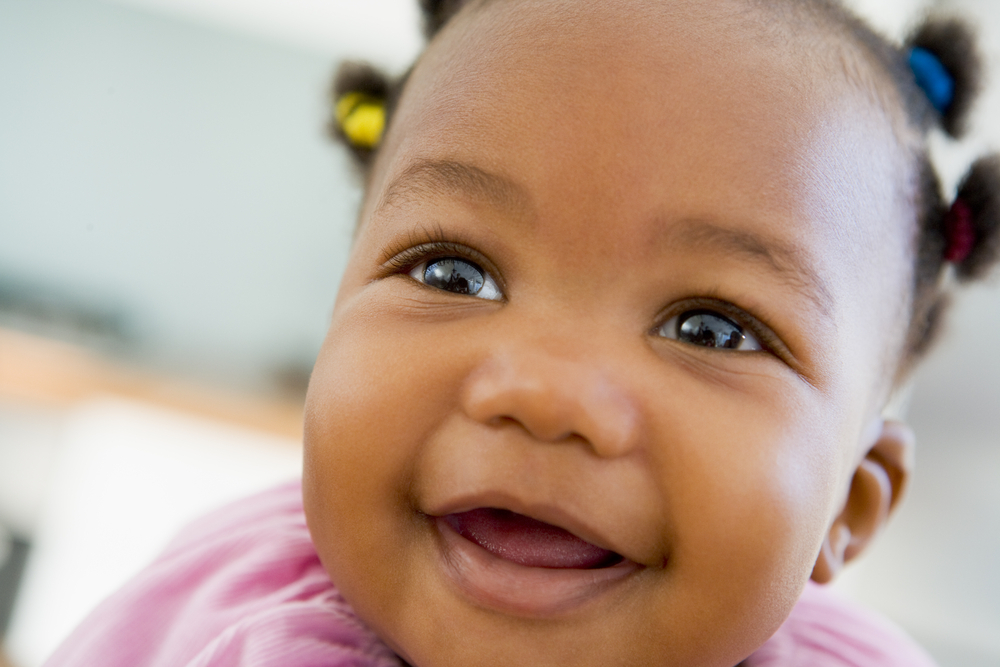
[488,415,518,429]
[486,415,576,443]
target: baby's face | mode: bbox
[304,1,915,665]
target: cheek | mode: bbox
[302,295,474,620]
[305,288,465,478]
[645,374,848,638]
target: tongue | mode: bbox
[444,508,621,569]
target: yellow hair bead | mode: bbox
[335,91,386,150]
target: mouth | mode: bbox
[444,508,625,569]
[434,508,641,617]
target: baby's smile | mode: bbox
[409,415,667,620]
[434,507,639,616]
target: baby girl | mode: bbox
[44,0,1000,665]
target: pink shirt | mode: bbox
[44,482,937,667]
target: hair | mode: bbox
[328,0,1000,379]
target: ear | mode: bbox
[811,420,915,584]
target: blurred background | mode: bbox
[0,0,997,665]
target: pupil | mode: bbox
[677,311,745,349]
[423,258,485,295]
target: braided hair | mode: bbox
[329,0,1000,379]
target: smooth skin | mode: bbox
[304,1,917,665]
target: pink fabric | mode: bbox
[45,482,936,667]
[745,582,938,667]
[43,482,402,667]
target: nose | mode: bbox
[460,345,642,458]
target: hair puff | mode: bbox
[329,61,396,168]
[419,0,470,39]
[953,154,1000,281]
[905,17,983,139]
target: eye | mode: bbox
[410,257,502,301]
[657,309,762,351]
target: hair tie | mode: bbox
[944,198,975,264]
[335,91,386,150]
[908,47,955,113]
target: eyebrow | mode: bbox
[670,220,835,318]
[374,159,531,218]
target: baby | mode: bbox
[44,0,1000,666]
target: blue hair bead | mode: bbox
[908,46,954,113]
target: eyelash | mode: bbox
[384,241,482,273]
[381,239,786,357]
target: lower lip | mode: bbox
[434,516,642,617]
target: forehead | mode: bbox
[368,0,914,389]
[380,0,908,228]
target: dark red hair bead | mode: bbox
[944,198,975,264]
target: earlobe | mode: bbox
[811,420,915,584]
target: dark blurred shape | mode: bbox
[271,361,313,399]
[0,525,30,639]
[0,275,132,353]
